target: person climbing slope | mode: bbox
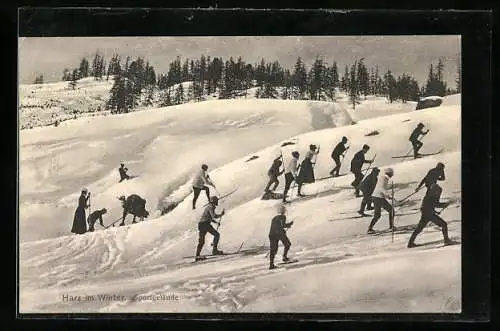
[282,151,300,203]
[407,182,458,248]
[415,162,446,192]
[330,136,349,177]
[358,167,380,216]
[268,204,294,270]
[350,144,373,197]
[264,155,284,193]
[195,196,225,261]
[192,164,215,209]
[409,122,429,159]
[367,168,395,234]
[118,162,130,182]
[296,144,320,197]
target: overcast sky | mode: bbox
[19,36,460,86]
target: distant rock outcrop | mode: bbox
[416,96,443,110]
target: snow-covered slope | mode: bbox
[20,98,352,242]
[19,94,461,313]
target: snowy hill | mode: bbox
[19,91,461,313]
[19,78,114,129]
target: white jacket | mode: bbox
[192,169,212,188]
[372,174,393,199]
[285,158,299,177]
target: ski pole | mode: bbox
[391,183,395,243]
[362,153,377,176]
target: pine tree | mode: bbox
[348,61,360,109]
[79,58,89,78]
[383,70,397,103]
[174,83,184,104]
[68,70,78,89]
[456,58,461,93]
[357,58,370,99]
[292,57,307,99]
[308,57,325,100]
[341,65,349,92]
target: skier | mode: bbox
[330,136,349,177]
[409,123,429,159]
[407,183,457,248]
[268,204,294,270]
[71,188,90,235]
[350,144,374,197]
[118,162,130,182]
[195,196,225,261]
[296,144,320,197]
[192,164,215,209]
[415,162,446,192]
[367,168,395,234]
[264,155,284,194]
[282,151,300,203]
[87,208,107,232]
[358,167,380,216]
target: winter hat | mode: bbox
[342,136,348,143]
[437,162,445,169]
[362,144,370,150]
[372,167,380,173]
[102,208,107,214]
[418,122,424,127]
[292,151,300,158]
[201,164,208,171]
[82,188,88,193]
[210,196,219,204]
[384,168,394,175]
[310,144,317,151]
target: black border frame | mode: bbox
[11,7,492,324]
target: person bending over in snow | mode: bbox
[330,136,349,177]
[367,168,395,234]
[358,167,380,216]
[264,155,284,193]
[409,122,429,159]
[87,208,107,232]
[350,144,373,197]
[195,196,225,261]
[296,144,320,197]
[118,162,130,182]
[407,183,458,248]
[192,164,215,209]
[282,151,300,203]
[268,204,294,270]
[415,162,446,192]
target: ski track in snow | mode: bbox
[19,92,462,313]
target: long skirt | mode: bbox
[71,207,87,234]
[297,158,315,184]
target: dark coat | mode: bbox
[268,158,284,177]
[71,194,88,234]
[421,184,447,216]
[358,172,378,196]
[269,214,291,237]
[122,194,149,218]
[418,168,445,189]
[350,151,367,173]
[332,142,347,159]
[297,158,315,184]
[409,127,424,142]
